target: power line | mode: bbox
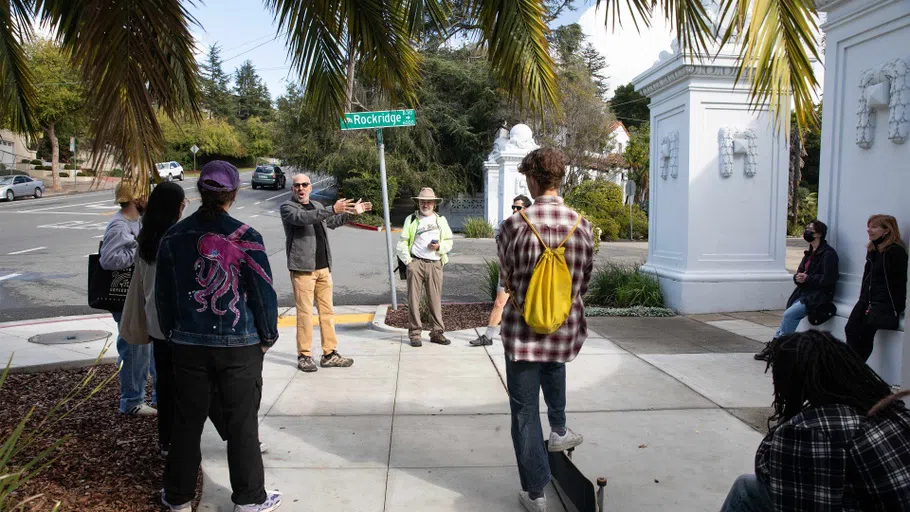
[222,34,276,53]
[607,96,651,109]
[223,38,276,63]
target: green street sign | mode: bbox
[340,109,415,130]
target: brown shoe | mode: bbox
[430,332,451,345]
[297,355,318,372]
[410,337,422,347]
[321,351,353,367]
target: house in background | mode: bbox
[0,130,37,169]
[582,120,633,203]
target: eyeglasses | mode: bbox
[511,205,524,211]
[293,182,310,188]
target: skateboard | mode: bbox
[546,441,607,512]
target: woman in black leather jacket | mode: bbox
[845,215,908,362]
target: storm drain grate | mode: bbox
[28,330,112,345]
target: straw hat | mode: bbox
[412,187,443,202]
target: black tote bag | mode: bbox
[87,242,134,312]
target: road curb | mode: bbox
[370,304,407,334]
[7,356,119,374]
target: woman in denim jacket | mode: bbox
[156,161,281,512]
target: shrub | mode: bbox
[108,168,123,177]
[34,165,51,171]
[339,169,399,210]
[614,204,649,240]
[357,212,384,227]
[20,159,30,164]
[58,172,69,178]
[78,169,95,177]
[788,187,818,236]
[566,179,647,241]
[30,159,41,165]
[585,306,675,317]
[483,259,500,301]
[585,263,664,308]
[462,217,494,238]
[63,163,75,170]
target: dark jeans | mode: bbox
[164,343,265,507]
[152,338,230,447]
[504,356,567,494]
[845,302,879,362]
[720,474,772,512]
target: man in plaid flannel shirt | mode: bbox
[721,330,910,511]
[497,148,595,512]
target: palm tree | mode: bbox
[0,0,821,190]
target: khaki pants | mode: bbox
[407,258,444,338]
[290,269,338,357]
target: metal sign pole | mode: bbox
[377,128,398,310]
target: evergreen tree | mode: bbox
[609,83,650,129]
[581,43,609,97]
[199,44,233,119]
[233,60,272,121]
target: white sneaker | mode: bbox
[234,490,282,512]
[518,491,547,512]
[548,428,583,452]
[125,403,157,417]
[161,490,192,511]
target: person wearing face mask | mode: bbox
[755,220,840,361]
[844,215,908,362]
[396,187,454,347]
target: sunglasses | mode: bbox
[511,205,524,211]
[293,182,310,188]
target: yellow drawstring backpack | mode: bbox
[511,211,582,334]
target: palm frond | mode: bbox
[718,0,821,133]
[269,0,422,122]
[469,0,559,117]
[0,0,38,134]
[37,0,201,193]
[402,0,451,38]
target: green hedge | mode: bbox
[585,263,664,308]
[462,217,494,238]
[566,179,649,241]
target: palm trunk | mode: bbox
[48,123,62,192]
[344,33,356,112]
[788,128,804,231]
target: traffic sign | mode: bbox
[340,109,415,130]
[190,144,199,154]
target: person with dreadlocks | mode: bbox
[722,330,910,511]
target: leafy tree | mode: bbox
[233,61,272,121]
[159,113,244,168]
[623,122,650,205]
[549,24,584,66]
[27,40,85,191]
[240,117,275,163]
[609,83,650,129]
[199,44,234,120]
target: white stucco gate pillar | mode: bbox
[815,0,910,386]
[484,124,539,227]
[632,44,792,314]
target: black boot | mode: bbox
[754,341,773,361]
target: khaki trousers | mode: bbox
[407,259,444,337]
[290,269,338,357]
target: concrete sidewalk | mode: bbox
[0,309,777,511]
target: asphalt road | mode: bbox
[0,171,493,322]
[0,174,806,322]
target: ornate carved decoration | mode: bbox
[856,58,910,149]
[659,131,680,180]
[718,127,759,178]
[639,64,741,97]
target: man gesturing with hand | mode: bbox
[281,173,372,372]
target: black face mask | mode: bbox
[803,230,815,243]
[872,234,887,245]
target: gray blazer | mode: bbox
[280,198,351,272]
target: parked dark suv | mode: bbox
[251,165,286,190]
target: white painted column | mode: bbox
[632,46,792,314]
[484,124,539,226]
[484,160,501,226]
[815,0,910,385]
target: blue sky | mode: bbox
[188,1,673,102]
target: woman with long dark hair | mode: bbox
[845,214,908,362]
[135,181,186,457]
[721,330,910,510]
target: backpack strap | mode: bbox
[557,215,583,249]
[519,210,550,250]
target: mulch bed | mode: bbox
[0,364,200,511]
[384,302,494,331]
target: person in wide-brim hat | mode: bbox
[412,187,443,202]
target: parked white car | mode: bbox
[156,161,185,181]
[0,175,45,201]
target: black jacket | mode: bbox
[859,244,908,317]
[787,241,839,309]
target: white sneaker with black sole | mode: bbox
[518,491,546,512]
[234,490,282,512]
[160,490,192,512]
[548,428,583,452]
[124,403,157,416]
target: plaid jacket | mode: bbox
[497,195,594,363]
[755,403,910,511]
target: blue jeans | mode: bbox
[111,312,157,412]
[504,356,567,494]
[720,474,772,512]
[774,300,807,338]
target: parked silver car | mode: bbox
[0,175,45,201]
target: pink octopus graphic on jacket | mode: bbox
[193,224,272,328]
